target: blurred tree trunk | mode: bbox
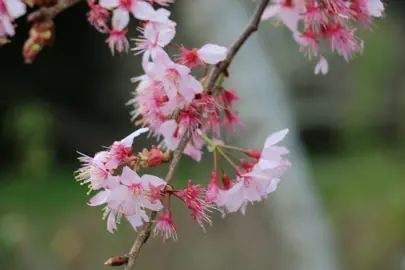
[179,1,340,270]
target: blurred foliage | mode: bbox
[3,102,54,178]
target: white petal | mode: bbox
[197,44,227,65]
[314,57,328,75]
[120,127,149,146]
[112,8,130,31]
[4,0,26,18]
[132,1,155,20]
[107,211,117,233]
[261,5,280,21]
[367,0,384,17]
[99,0,118,9]
[279,7,300,32]
[120,166,141,186]
[264,129,289,148]
[88,190,111,206]
[141,174,166,188]
[2,17,15,36]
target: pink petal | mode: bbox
[197,44,227,65]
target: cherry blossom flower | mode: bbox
[88,166,166,232]
[104,127,149,170]
[176,180,214,230]
[76,151,120,191]
[177,43,227,68]
[99,0,155,28]
[132,21,176,60]
[153,210,177,241]
[87,0,109,33]
[261,0,302,32]
[107,166,166,215]
[151,50,203,101]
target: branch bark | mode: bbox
[27,0,82,22]
[108,0,271,268]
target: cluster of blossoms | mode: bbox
[0,0,26,41]
[76,126,290,240]
[87,0,176,55]
[261,0,384,74]
[0,0,384,70]
[75,0,292,241]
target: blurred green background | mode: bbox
[1,1,405,270]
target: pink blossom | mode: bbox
[100,0,155,27]
[89,166,166,232]
[206,171,226,206]
[220,175,269,214]
[128,79,169,130]
[153,210,177,241]
[87,0,109,33]
[132,21,176,60]
[177,44,227,68]
[76,151,120,191]
[107,166,166,215]
[176,180,214,230]
[104,127,149,170]
[106,28,129,55]
[158,119,204,161]
[261,0,302,32]
[323,23,363,61]
[293,28,319,59]
[151,50,203,101]
[314,56,328,75]
[256,128,289,171]
[224,109,245,135]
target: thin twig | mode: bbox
[109,0,271,268]
[27,0,82,22]
[206,0,270,93]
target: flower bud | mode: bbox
[139,146,166,168]
[104,256,128,266]
[23,21,54,64]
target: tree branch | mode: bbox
[106,0,271,268]
[206,0,270,92]
[27,0,82,22]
